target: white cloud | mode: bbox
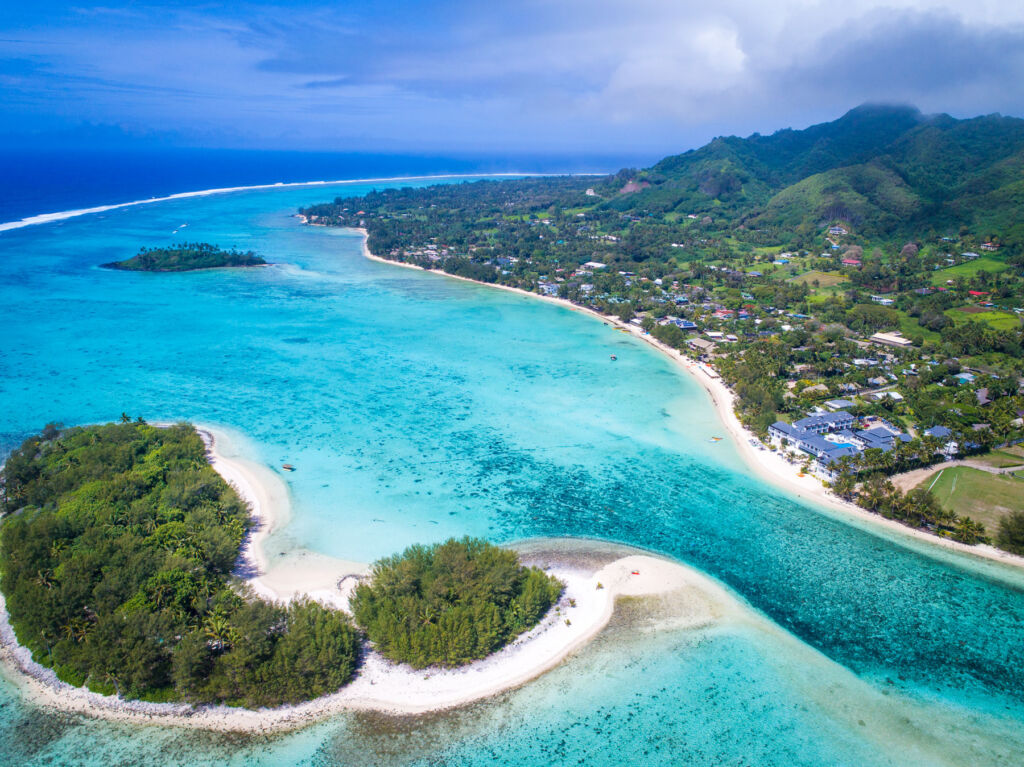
[588,20,748,121]
[2,0,1024,152]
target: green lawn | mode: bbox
[929,256,1009,285]
[897,312,941,342]
[970,448,1024,469]
[788,269,848,288]
[915,466,1024,532]
[945,307,1022,331]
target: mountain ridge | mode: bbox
[608,103,1024,244]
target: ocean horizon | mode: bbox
[0,148,642,225]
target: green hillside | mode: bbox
[594,104,1024,242]
[301,103,1024,552]
[762,163,922,235]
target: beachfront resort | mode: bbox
[767,409,958,480]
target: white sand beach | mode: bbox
[353,228,1024,574]
[0,423,732,732]
[196,427,370,610]
[3,223,1021,733]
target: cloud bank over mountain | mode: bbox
[2,0,1023,155]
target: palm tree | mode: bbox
[61,617,91,643]
[34,569,55,590]
[933,505,956,530]
[953,516,988,545]
[203,613,235,651]
[150,581,176,610]
[859,474,889,511]
[103,671,122,697]
[831,469,856,500]
[190,579,215,613]
[920,435,943,463]
[120,412,131,424]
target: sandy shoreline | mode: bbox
[352,228,1024,575]
[2,221,1020,733]
[0,422,724,732]
[196,427,369,610]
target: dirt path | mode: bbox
[890,459,1024,493]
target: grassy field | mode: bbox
[929,256,1009,285]
[915,465,1024,532]
[970,445,1024,468]
[788,269,848,288]
[897,312,941,342]
[945,306,1022,331]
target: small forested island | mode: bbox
[0,421,358,706]
[0,420,565,710]
[102,242,266,272]
[352,538,563,668]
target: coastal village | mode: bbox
[302,163,1024,553]
[7,0,1024,757]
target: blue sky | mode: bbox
[2,1,1024,157]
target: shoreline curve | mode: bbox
[349,227,1024,578]
[0,425,726,733]
[0,172,604,234]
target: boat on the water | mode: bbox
[282,463,296,471]
[610,355,617,361]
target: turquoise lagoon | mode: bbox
[1,181,1023,766]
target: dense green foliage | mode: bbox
[103,242,266,272]
[997,511,1024,555]
[302,105,1024,267]
[351,538,563,668]
[302,103,1024,553]
[848,475,987,545]
[0,421,359,706]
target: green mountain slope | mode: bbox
[761,163,923,235]
[604,104,1024,241]
[302,103,1024,269]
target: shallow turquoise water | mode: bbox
[1,183,1023,765]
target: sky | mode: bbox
[2,0,1024,158]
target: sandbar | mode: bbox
[0,425,729,732]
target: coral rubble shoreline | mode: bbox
[0,424,722,732]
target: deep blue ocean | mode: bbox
[0,160,1023,766]
[0,148,630,224]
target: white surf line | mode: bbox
[0,172,603,234]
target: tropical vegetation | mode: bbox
[997,511,1024,555]
[103,242,266,272]
[0,420,359,707]
[351,537,564,668]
